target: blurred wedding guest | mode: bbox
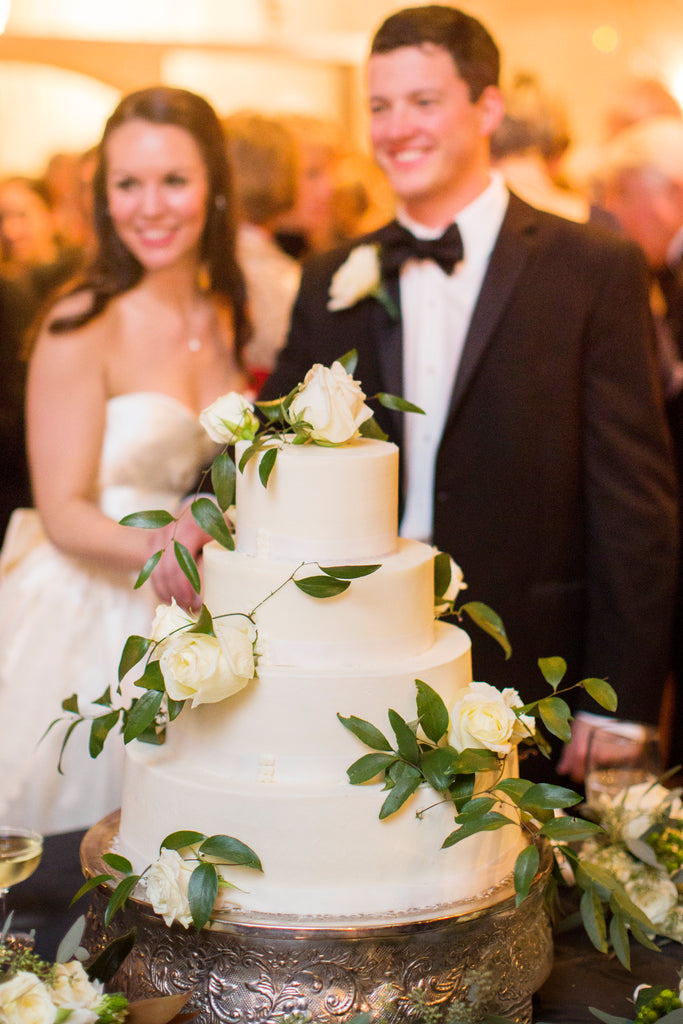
[491,73,590,222]
[223,110,301,382]
[0,275,35,544]
[329,148,396,243]
[0,85,252,835]
[595,115,683,762]
[273,113,342,259]
[43,151,95,251]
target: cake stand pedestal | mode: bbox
[81,813,554,1024]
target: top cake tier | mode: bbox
[235,438,399,563]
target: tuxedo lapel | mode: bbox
[372,226,405,443]
[447,194,540,419]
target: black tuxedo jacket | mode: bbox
[262,194,679,721]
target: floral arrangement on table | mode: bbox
[590,970,683,1024]
[578,779,683,950]
[0,916,191,1024]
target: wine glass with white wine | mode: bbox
[0,826,43,944]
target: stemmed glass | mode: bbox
[0,826,43,946]
[584,726,663,808]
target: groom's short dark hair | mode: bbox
[370,5,500,101]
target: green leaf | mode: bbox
[583,677,618,713]
[451,747,500,774]
[609,910,631,970]
[455,796,496,821]
[258,446,278,487]
[191,603,215,637]
[167,698,185,721]
[89,711,120,758]
[71,874,114,906]
[123,689,163,743]
[519,783,582,811]
[173,540,201,594]
[433,551,452,599]
[86,929,137,984]
[162,830,207,851]
[580,886,608,953]
[134,550,162,589]
[443,811,512,847]
[120,509,175,529]
[61,693,80,714]
[212,451,236,512]
[337,349,358,375]
[415,679,450,744]
[199,835,263,871]
[55,915,86,964]
[514,843,540,905]
[375,392,425,414]
[388,708,420,764]
[347,752,397,784]
[538,695,573,742]
[320,564,381,579]
[359,416,388,441]
[188,861,219,929]
[337,713,393,751]
[449,772,475,810]
[588,1010,633,1024]
[539,817,601,842]
[295,575,350,598]
[238,441,262,473]
[118,635,151,682]
[191,497,234,549]
[103,853,133,874]
[56,719,83,775]
[537,656,567,691]
[493,778,534,804]
[459,601,511,658]
[135,659,165,693]
[104,875,140,927]
[421,747,459,792]
[379,762,422,819]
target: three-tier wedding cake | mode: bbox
[115,365,526,922]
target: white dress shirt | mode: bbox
[399,172,509,542]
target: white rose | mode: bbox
[625,870,678,926]
[49,962,103,1020]
[199,393,259,445]
[449,681,531,756]
[501,687,536,744]
[145,848,194,928]
[0,973,57,1024]
[327,244,381,311]
[615,781,682,840]
[150,599,196,644]
[287,361,373,445]
[160,629,254,708]
[434,554,467,615]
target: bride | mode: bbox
[0,86,252,834]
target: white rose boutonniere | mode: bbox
[144,847,194,928]
[0,973,57,1024]
[327,244,398,317]
[159,626,254,708]
[449,681,535,756]
[199,392,260,445]
[287,360,374,445]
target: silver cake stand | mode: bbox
[81,813,554,1024]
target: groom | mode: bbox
[158,6,678,776]
[259,6,679,773]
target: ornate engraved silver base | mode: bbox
[81,813,554,1024]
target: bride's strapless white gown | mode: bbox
[0,393,217,835]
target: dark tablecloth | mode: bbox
[8,829,683,1022]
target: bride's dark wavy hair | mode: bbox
[49,86,250,362]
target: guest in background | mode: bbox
[0,85,251,834]
[594,115,683,764]
[223,110,302,384]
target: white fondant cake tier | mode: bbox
[203,537,435,668]
[235,438,399,563]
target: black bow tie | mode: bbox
[380,220,464,276]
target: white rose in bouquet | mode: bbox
[449,681,534,756]
[609,780,682,841]
[199,393,259,445]
[287,361,373,445]
[49,962,103,1024]
[150,599,196,645]
[625,869,678,927]
[145,847,194,928]
[160,627,254,708]
[0,972,57,1024]
[327,244,381,311]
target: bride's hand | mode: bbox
[148,501,211,611]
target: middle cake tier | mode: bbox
[203,537,436,668]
